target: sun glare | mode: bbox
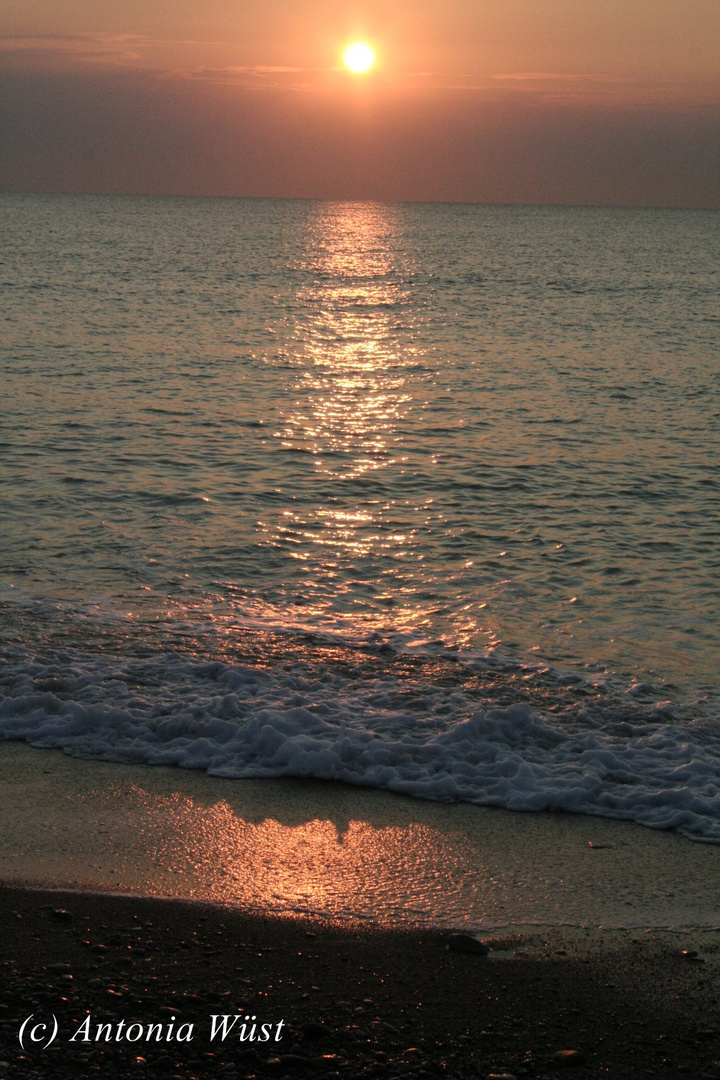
[344,43,375,74]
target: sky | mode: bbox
[1,0,718,206]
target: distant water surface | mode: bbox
[1,195,719,840]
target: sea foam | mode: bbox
[2,644,718,842]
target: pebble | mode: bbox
[3,888,718,1080]
[551,1049,586,1067]
[302,1021,330,1040]
[50,908,74,922]
[278,1054,311,1067]
[446,933,490,957]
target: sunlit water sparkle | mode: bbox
[1,194,719,840]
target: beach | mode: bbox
[2,742,720,931]
[1,743,720,1078]
[1,881,719,1079]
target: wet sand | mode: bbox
[2,742,720,931]
[1,742,719,1078]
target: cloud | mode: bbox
[1,34,716,107]
[0,33,148,65]
[160,65,316,88]
[0,35,336,91]
[1,63,718,208]
[0,33,237,75]
[458,71,707,108]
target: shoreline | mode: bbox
[1,884,719,1080]
[2,742,720,1076]
[1,742,720,932]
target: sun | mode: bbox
[344,42,375,74]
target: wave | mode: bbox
[2,631,719,842]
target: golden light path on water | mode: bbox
[258,203,488,648]
[276,206,411,479]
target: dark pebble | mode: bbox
[446,933,490,956]
[551,1049,586,1067]
[303,1021,331,1040]
[50,908,74,922]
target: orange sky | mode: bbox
[1,0,719,205]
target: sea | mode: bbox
[1,193,719,844]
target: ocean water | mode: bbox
[1,193,719,840]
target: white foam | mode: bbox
[1,647,719,841]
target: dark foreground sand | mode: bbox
[0,886,718,1080]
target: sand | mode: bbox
[1,742,719,932]
[1,885,719,1080]
[1,742,719,1079]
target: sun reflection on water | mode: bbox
[120,785,488,924]
[252,203,457,641]
[278,203,418,480]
